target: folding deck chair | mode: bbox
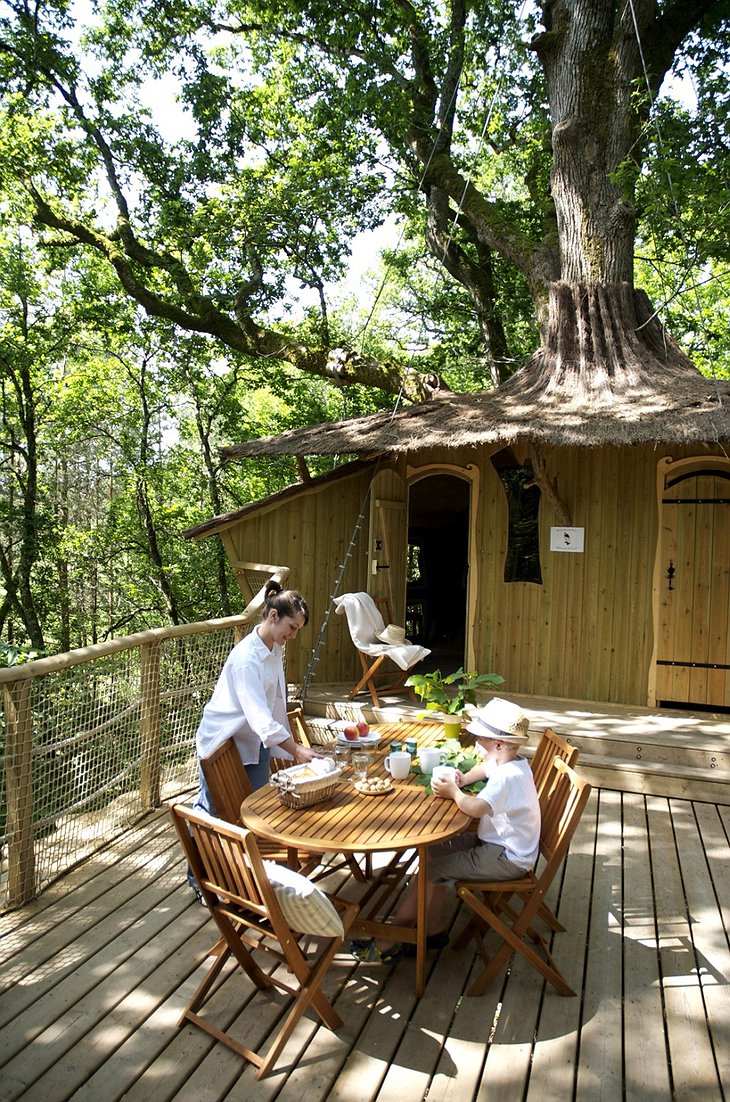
[333,592,431,707]
[452,758,592,997]
[200,737,315,872]
[170,805,358,1079]
[530,726,580,804]
[527,726,580,934]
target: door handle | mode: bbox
[666,561,675,590]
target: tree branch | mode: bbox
[26,187,443,401]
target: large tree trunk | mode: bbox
[535,1,644,287]
[504,281,700,404]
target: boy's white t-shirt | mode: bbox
[475,757,541,869]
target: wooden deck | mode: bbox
[303,687,730,804]
[1,780,728,1102]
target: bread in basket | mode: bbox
[270,758,342,808]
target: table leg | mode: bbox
[415,845,428,998]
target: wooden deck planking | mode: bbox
[0,787,727,1102]
[621,792,672,1101]
[576,789,624,1099]
[647,795,719,1102]
[525,787,596,1101]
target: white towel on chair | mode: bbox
[333,593,430,671]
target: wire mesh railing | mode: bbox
[0,578,288,911]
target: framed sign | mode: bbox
[550,527,585,553]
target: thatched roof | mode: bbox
[221,371,730,460]
[221,284,730,460]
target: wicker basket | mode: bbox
[303,717,337,748]
[270,763,342,809]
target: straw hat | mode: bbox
[465,698,529,742]
[376,623,409,646]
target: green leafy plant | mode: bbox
[412,737,482,794]
[405,667,504,717]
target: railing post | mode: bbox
[139,642,161,810]
[4,679,36,906]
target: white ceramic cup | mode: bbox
[418,746,447,774]
[384,751,411,780]
[431,764,457,785]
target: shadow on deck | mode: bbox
[1,776,728,1102]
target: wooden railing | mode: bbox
[0,565,289,910]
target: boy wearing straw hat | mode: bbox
[351,697,540,963]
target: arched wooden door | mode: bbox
[652,456,730,710]
[367,468,408,622]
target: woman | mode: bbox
[193,580,320,812]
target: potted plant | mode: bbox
[405,667,505,738]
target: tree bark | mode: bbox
[504,280,700,405]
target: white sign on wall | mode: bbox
[550,527,585,553]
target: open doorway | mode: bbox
[406,473,470,673]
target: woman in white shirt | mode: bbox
[193,581,320,812]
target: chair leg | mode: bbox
[459,888,576,998]
[255,936,344,1079]
[349,654,388,705]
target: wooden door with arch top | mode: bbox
[367,468,408,624]
[653,456,730,710]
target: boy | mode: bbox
[351,697,540,963]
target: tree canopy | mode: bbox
[0,0,729,651]
[2,1,728,391]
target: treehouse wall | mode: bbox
[472,442,657,705]
[213,441,727,706]
[219,465,373,684]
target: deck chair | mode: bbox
[170,805,358,1079]
[527,726,580,933]
[269,704,314,775]
[452,758,592,997]
[333,592,431,707]
[201,737,315,872]
[530,727,580,803]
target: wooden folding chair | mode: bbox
[269,704,314,775]
[452,758,592,997]
[527,726,580,933]
[201,737,311,871]
[170,805,358,1079]
[530,726,579,803]
[334,592,429,707]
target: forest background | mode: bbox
[1,0,729,662]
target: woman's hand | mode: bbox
[293,743,321,764]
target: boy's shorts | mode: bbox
[427,831,530,886]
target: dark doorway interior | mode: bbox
[406,474,470,673]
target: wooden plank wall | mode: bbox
[214,442,727,707]
[223,465,374,684]
[473,443,658,704]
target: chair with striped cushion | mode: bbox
[170,804,358,1079]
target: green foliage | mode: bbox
[405,667,505,716]
[411,736,482,794]
[0,641,45,667]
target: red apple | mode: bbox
[356,720,369,738]
[343,724,360,741]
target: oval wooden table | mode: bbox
[240,722,472,996]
